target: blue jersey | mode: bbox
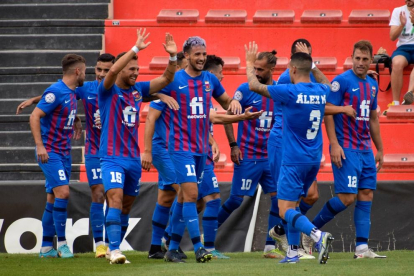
[233,82,275,160]
[269,69,317,147]
[75,80,101,157]
[36,80,77,156]
[268,82,330,165]
[98,81,150,159]
[206,102,215,166]
[160,70,225,155]
[328,70,378,152]
[149,100,170,147]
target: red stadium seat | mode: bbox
[343,57,384,71]
[222,57,240,70]
[275,57,288,71]
[253,10,295,23]
[205,9,247,24]
[301,10,343,23]
[215,153,227,169]
[385,105,414,120]
[157,9,199,23]
[383,154,414,169]
[313,57,337,71]
[149,56,169,70]
[348,10,390,24]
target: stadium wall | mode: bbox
[0,181,411,253]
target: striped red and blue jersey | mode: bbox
[206,103,215,166]
[233,82,275,160]
[160,70,225,155]
[268,83,330,165]
[149,100,171,147]
[98,81,150,159]
[36,80,77,156]
[269,69,317,148]
[75,80,101,157]
[328,70,378,152]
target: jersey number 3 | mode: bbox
[306,110,321,140]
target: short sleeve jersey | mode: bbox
[233,82,275,160]
[269,69,317,147]
[75,80,101,157]
[390,5,414,47]
[160,70,225,155]
[328,70,378,152]
[149,100,170,147]
[268,82,330,165]
[36,80,77,156]
[98,81,150,159]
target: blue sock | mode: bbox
[203,199,221,250]
[287,207,301,246]
[183,202,203,252]
[106,208,121,251]
[90,202,104,244]
[169,202,185,251]
[285,208,316,236]
[217,195,243,227]
[164,199,176,243]
[354,201,372,247]
[299,200,313,215]
[53,198,68,243]
[312,197,347,229]
[266,195,280,246]
[104,204,109,245]
[151,203,170,246]
[120,213,129,242]
[41,202,55,247]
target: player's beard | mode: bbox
[257,75,269,84]
[407,0,414,7]
[189,59,205,72]
[78,77,84,87]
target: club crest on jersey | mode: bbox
[44,93,56,103]
[371,86,376,97]
[132,90,142,101]
[234,91,243,101]
[204,81,211,92]
[331,81,340,92]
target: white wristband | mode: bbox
[131,46,139,54]
[169,55,177,61]
[312,62,316,69]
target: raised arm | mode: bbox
[369,109,384,172]
[16,95,42,114]
[141,107,162,171]
[149,33,178,94]
[30,107,48,163]
[245,42,271,98]
[104,28,151,90]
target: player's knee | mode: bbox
[392,58,407,71]
[304,191,319,205]
[357,189,373,201]
[158,192,176,207]
[183,191,198,202]
[339,194,357,207]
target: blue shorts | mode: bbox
[152,143,176,191]
[267,144,282,191]
[231,160,276,197]
[391,45,414,64]
[197,163,219,200]
[85,156,102,186]
[100,157,142,196]
[37,151,71,194]
[277,164,320,202]
[332,150,377,194]
[170,152,206,184]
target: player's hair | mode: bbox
[257,50,277,67]
[177,51,185,66]
[290,52,313,74]
[114,51,137,63]
[61,54,86,74]
[183,36,207,53]
[204,55,224,71]
[97,53,115,63]
[353,40,373,57]
[291,39,311,55]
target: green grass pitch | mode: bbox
[1,251,413,276]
